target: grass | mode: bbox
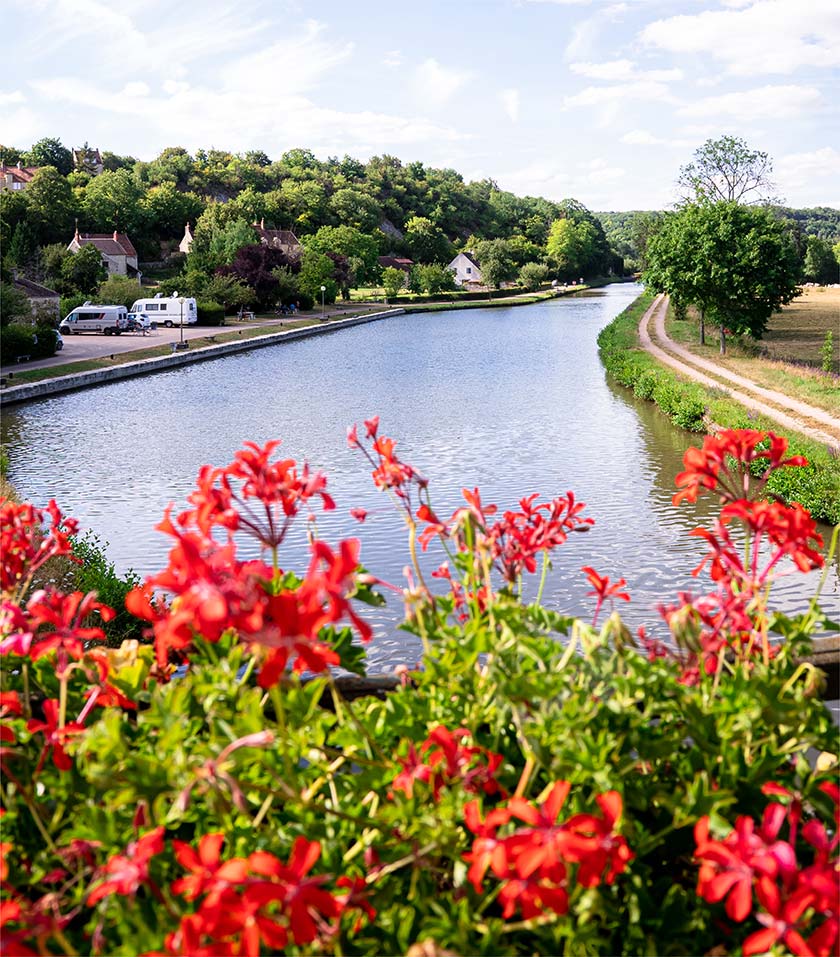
[664,290,840,417]
[599,291,840,525]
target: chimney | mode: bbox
[16,160,22,169]
[260,218,265,229]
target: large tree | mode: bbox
[24,137,73,176]
[303,225,380,284]
[645,202,801,354]
[403,216,452,264]
[81,169,145,234]
[677,136,779,205]
[24,166,78,245]
[803,236,839,284]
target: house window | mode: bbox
[466,267,471,274]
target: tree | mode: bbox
[416,263,455,294]
[382,267,407,299]
[222,243,295,309]
[140,183,203,240]
[403,216,452,264]
[201,274,253,312]
[803,236,838,284]
[24,166,78,245]
[0,282,32,326]
[329,188,381,232]
[519,262,550,291]
[61,244,107,295]
[270,266,299,307]
[208,218,258,268]
[297,248,337,304]
[677,135,779,205]
[303,226,380,284]
[0,145,23,166]
[644,202,801,354]
[97,274,143,309]
[39,244,72,290]
[24,137,72,176]
[472,239,518,289]
[81,169,145,234]
[547,218,598,279]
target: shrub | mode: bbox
[822,329,834,374]
[70,531,143,645]
[0,426,837,957]
[0,323,38,363]
[633,368,659,400]
[196,299,225,326]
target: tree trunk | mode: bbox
[699,307,705,346]
[719,323,726,355]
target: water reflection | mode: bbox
[3,283,835,671]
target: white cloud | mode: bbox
[500,88,520,122]
[570,59,682,82]
[776,147,840,202]
[678,84,821,120]
[0,90,25,105]
[413,59,472,107]
[621,129,661,145]
[641,0,840,76]
[564,80,675,109]
[383,50,403,68]
[121,82,150,98]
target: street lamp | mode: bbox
[320,285,326,321]
[175,296,188,350]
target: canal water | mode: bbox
[3,284,837,671]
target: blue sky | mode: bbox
[3,0,839,210]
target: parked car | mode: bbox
[127,312,151,333]
[54,329,63,351]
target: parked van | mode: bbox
[59,304,128,336]
[129,293,198,327]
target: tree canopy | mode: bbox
[676,136,779,206]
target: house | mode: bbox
[72,146,104,175]
[448,251,482,286]
[67,227,140,278]
[13,276,61,322]
[378,256,414,273]
[252,219,301,257]
[179,222,194,255]
[0,162,40,192]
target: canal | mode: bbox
[3,284,836,670]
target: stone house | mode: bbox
[0,162,40,192]
[448,251,482,286]
[12,276,61,322]
[67,227,140,278]
[252,220,301,257]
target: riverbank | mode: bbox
[598,292,840,525]
[0,284,579,404]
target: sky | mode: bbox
[2,0,839,211]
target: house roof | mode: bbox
[1,163,40,185]
[252,220,300,249]
[458,251,480,268]
[13,276,59,299]
[378,256,414,270]
[72,231,137,258]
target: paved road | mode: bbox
[638,294,840,448]
[6,303,389,373]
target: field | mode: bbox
[664,286,840,415]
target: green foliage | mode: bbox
[298,248,338,303]
[24,136,73,176]
[97,274,143,310]
[70,532,143,645]
[0,323,38,362]
[803,236,839,284]
[196,300,225,326]
[415,263,456,294]
[24,166,78,245]
[304,225,380,284]
[518,261,550,291]
[382,266,407,299]
[404,216,452,264]
[0,282,32,327]
[471,238,519,288]
[81,168,146,234]
[201,274,253,311]
[61,244,107,295]
[676,135,777,205]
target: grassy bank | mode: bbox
[598,292,840,525]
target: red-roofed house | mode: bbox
[252,219,301,257]
[67,228,140,277]
[0,162,41,192]
[378,256,414,273]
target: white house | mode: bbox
[448,251,482,286]
[179,222,194,254]
[67,228,140,278]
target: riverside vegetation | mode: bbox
[597,293,840,526]
[1,420,838,956]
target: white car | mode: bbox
[127,312,152,333]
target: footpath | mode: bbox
[638,294,840,449]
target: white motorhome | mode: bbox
[59,304,128,336]
[129,293,198,327]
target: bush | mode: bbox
[632,368,659,400]
[0,323,39,363]
[196,299,225,326]
[70,532,143,646]
[0,427,837,957]
[97,275,144,310]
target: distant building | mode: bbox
[0,162,40,191]
[72,146,104,175]
[252,219,301,257]
[68,228,140,278]
[448,251,482,286]
[378,256,414,273]
[179,222,194,255]
[12,276,60,321]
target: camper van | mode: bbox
[129,293,198,327]
[59,304,128,336]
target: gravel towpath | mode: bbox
[638,294,840,449]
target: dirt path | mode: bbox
[638,294,840,448]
